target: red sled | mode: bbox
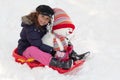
[12,48,85,74]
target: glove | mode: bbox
[55,51,66,59]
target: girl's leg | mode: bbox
[23,46,52,65]
[23,46,72,69]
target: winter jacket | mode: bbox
[17,22,54,55]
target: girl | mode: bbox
[17,5,72,69]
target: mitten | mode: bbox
[66,45,73,54]
[55,51,66,60]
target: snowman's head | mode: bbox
[53,27,73,37]
[52,8,75,37]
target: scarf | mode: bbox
[53,33,68,51]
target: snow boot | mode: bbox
[49,58,73,69]
[69,50,90,61]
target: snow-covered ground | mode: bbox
[0,0,120,80]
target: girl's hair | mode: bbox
[26,12,41,27]
[25,11,52,29]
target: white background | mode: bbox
[0,0,120,80]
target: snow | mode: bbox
[0,0,120,80]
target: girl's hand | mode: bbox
[55,51,66,59]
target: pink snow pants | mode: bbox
[23,46,52,65]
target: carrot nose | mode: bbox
[69,31,73,34]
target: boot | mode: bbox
[69,50,90,61]
[49,58,73,69]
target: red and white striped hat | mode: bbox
[52,8,75,31]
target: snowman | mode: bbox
[42,8,75,52]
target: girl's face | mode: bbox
[37,14,51,26]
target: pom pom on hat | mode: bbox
[52,8,75,31]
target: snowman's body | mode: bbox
[42,28,71,51]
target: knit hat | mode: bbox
[52,8,75,31]
[36,5,54,18]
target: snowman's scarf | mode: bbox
[53,33,68,51]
